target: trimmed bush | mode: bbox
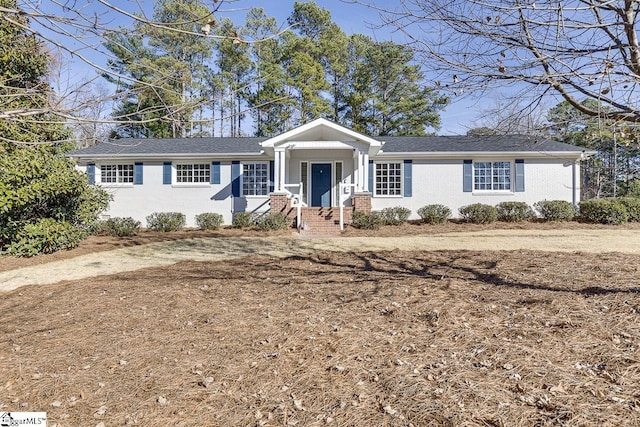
[195,213,224,230]
[616,197,640,222]
[232,212,257,229]
[351,210,384,230]
[257,212,293,231]
[94,217,141,237]
[146,212,186,232]
[496,201,535,222]
[417,204,451,224]
[380,206,411,225]
[4,218,85,257]
[533,200,576,222]
[578,199,628,224]
[458,203,498,224]
[624,179,640,198]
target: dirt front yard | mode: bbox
[0,223,639,426]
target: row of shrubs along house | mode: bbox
[70,118,592,230]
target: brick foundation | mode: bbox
[352,192,372,213]
[269,193,292,214]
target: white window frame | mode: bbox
[374,162,402,197]
[242,162,269,197]
[174,162,211,185]
[99,164,134,185]
[473,161,512,192]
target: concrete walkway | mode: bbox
[1,229,638,292]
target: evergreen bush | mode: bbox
[195,212,224,230]
[417,204,451,224]
[351,210,384,230]
[578,199,628,224]
[4,218,85,257]
[232,212,257,229]
[146,212,186,232]
[458,203,498,224]
[533,200,576,222]
[616,197,640,222]
[496,201,535,222]
[257,212,293,231]
[94,217,141,237]
[380,206,411,225]
[0,3,111,256]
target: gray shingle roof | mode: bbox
[380,135,585,153]
[69,134,585,158]
[70,137,267,157]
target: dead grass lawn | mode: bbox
[1,250,639,426]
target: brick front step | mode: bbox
[298,207,352,235]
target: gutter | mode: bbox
[373,150,594,160]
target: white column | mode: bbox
[357,150,364,192]
[353,153,359,191]
[273,149,281,193]
[279,150,286,191]
[572,161,579,205]
[363,152,369,192]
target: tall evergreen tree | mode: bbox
[243,8,292,136]
[214,18,252,137]
[104,0,214,138]
[0,0,109,255]
[366,41,447,136]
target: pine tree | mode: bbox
[104,0,214,138]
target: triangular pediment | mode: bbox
[261,118,383,152]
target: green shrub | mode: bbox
[257,212,293,231]
[458,203,498,224]
[146,212,186,232]
[351,210,384,230]
[578,199,628,224]
[533,200,576,222]
[0,146,110,256]
[616,197,640,222]
[496,201,535,222]
[417,204,451,224]
[4,218,85,257]
[94,217,141,237]
[195,212,224,230]
[624,179,640,198]
[232,212,257,229]
[380,206,411,225]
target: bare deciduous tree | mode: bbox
[352,0,640,122]
[1,0,286,144]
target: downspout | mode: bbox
[572,161,577,206]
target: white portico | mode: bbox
[261,118,383,207]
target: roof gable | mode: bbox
[261,118,383,149]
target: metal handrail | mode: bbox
[338,182,357,231]
[283,183,305,231]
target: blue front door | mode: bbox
[311,163,332,207]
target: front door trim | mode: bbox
[311,162,332,207]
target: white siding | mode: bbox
[88,161,269,227]
[79,154,581,226]
[371,158,579,219]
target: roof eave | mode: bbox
[68,152,266,161]
[375,150,590,159]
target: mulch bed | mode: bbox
[1,250,639,426]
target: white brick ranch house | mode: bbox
[70,118,589,231]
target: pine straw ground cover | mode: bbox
[1,250,640,426]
